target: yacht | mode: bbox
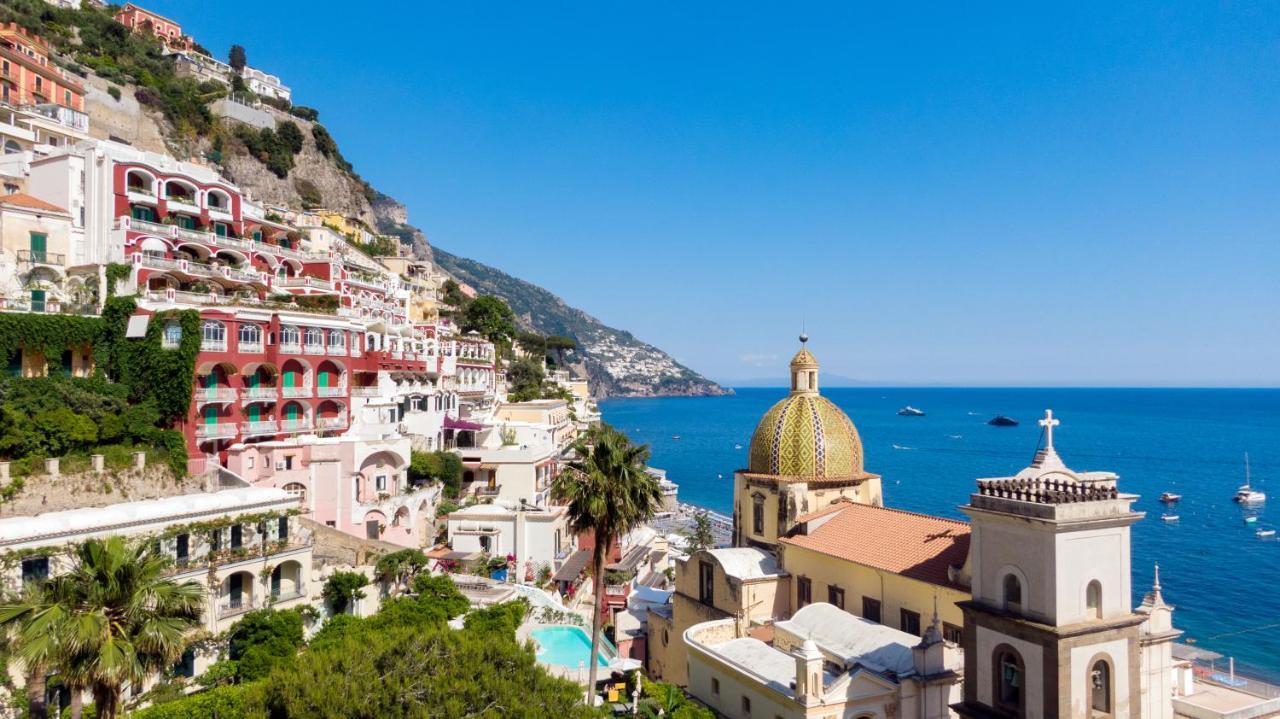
[897,406,926,417]
[1161,514,1180,522]
[1232,453,1266,505]
[988,415,1019,427]
[1159,492,1181,503]
[1257,529,1276,539]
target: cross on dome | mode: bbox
[1039,409,1060,450]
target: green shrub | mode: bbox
[321,571,368,614]
[107,84,121,100]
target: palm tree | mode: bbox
[552,424,662,698]
[0,537,205,719]
[0,582,61,719]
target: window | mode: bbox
[1086,580,1102,620]
[175,648,195,678]
[202,320,225,347]
[1091,659,1111,715]
[711,678,720,696]
[741,696,751,715]
[943,622,964,644]
[304,326,324,347]
[328,330,345,348]
[827,585,845,610]
[698,561,714,605]
[375,475,387,492]
[162,321,182,348]
[1003,573,1022,608]
[175,533,189,565]
[797,576,812,608]
[862,596,882,623]
[20,557,49,584]
[281,325,300,345]
[230,524,243,549]
[238,323,263,349]
[752,494,764,535]
[996,649,1024,713]
[210,528,222,552]
[283,482,307,503]
[901,608,921,636]
[278,516,289,541]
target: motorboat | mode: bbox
[988,415,1019,427]
[1161,514,1180,522]
[1159,492,1181,503]
[897,406,926,417]
[1232,453,1266,504]
[1257,529,1276,539]
[1244,516,1258,524]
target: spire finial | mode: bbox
[931,595,941,628]
[1153,562,1161,593]
[1039,409,1060,450]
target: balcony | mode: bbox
[316,385,346,398]
[278,276,334,291]
[279,342,302,355]
[17,249,66,266]
[241,420,278,436]
[605,584,630,597]
[183,260,220,277]
[201,338,228,352]
[316,416,348,431]
[281,386,311,399]
[138,254,183,272]
[218,598,257,620]
[349,386,381,397]
[238,341,264,354]
[195,423,237,439]
[326,345,347,356]
[476,485,502,497]
[241,386,278,402]
[223,267,262,283]
[280,418,312,432]
[196,387,237,403]
[303,344,326,356]
[165,196,200,214]
[207,206,233,222]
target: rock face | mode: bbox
[432,246,730,399]
[83,75,169,153]
[371,193,433,261]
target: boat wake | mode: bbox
[892,444,914,451]
[947,434,963,440]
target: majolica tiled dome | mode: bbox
[747,342,865,480]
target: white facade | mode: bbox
[446,501,573,576]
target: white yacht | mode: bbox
[1233,453,1266,505]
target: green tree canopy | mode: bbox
[228,44,246,72]
[460,295,516,344]
[321,571,368,615]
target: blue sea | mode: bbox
[600,388,1280,674]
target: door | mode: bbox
[317,370,329,389]
[203,404,218,425]
[229,573,243,608]
[30,290,45,313]
[29,232,46,263]
[246,404,261,423]
[365,520,380,540]
[285,403,300,423]
[270,566,281,597]
[283,369,296,389]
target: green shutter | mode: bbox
[247,404,261,422]
[283,370,295,388]
[318,371,329,388]
[203,405,218,425]
[29,233,46,263]
[286,404,299,421]
[30,290,45,312]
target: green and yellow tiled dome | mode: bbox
[747,344,865,480]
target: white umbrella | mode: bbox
[609,657,642,672]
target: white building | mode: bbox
[446,500,574,579]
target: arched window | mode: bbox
[1086,580,1102,620]
[162,320,183,349]
[304,326,324,348]
[752,494,765,535]
[3,139,22,155]
[1090,659,1111,715]
[280,325,300,346]
[1003,573,1023,609]
[238,323,262,348]
[282,482,306,504]
[201,320,225,348]
[328,330,345,349]
[995,647,1024,714]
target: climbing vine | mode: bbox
[105,262,132,298]
[0,313,102,372]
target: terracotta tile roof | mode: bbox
[779,499,970,590]
[0,193,68,214]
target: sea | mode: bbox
[599,387,1280,676]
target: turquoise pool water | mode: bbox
[531,626,611,669]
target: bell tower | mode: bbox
[953,410,1149,719]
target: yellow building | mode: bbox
[0,192,75,314]
[734,337,882,550]
[778,499,971,642]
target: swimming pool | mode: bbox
[530,625,612,669]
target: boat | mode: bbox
[671,435,680,440]
[1244,516,1258,524]
[1159,492,1181,503]
[988,415,1019,427]
[897,406,926,417]
[734,444,742,450]
[1161,514,1180,522]
[1257,529,1276,538]
[1232,453,1266,504]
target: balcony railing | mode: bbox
[316,385,346,398]
[17,249,65,265]
[327,345,347,356]
[281,386,311,399]
[279,342,302,355]
[195,423,237,439]
[476,485,502,497]
[196,387,237,403]
[241,420,278,436]
[303,344,326,355]
[605,584,630,597]
[241,387,278,402]
[269,589,307,604]
[138,254,183,272]
[201,338,228,352]
[238,341,264,353]
[349,386,381,397]
[316,416,348,430]
[278,276,334,291]
[280,418,312,432]
[218,598,257,619]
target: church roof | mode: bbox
[775,603,919,676]
[780,500,970,590]
[747,393,867,480]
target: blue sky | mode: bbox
[150,2,1279,386]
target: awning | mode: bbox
[607,543,650,572]
[444,415,486,431]
[552,549,592,582]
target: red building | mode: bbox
[114,4,193,52]
[0,23,85,110]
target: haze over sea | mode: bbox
[600,387,1280,674]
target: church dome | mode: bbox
[746,341,866,480]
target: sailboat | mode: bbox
[1232,453,1266,504]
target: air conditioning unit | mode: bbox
[275,461,285,470]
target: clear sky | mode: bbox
[150,1,1279,386]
